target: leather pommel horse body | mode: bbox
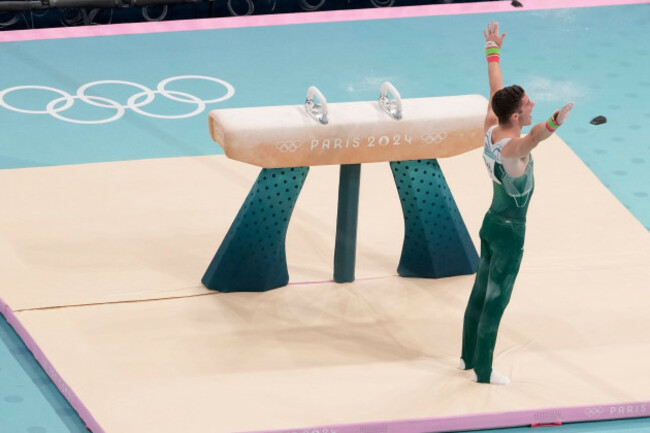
[202,84,486,292]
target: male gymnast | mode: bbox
[459,21,574,385]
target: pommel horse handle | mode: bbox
[202,84,483,292]
[379,81,402,120]
[305,86,328,125]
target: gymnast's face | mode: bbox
[516,94,534,126]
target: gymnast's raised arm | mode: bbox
[483,21,506,133]
[501,102,575,160]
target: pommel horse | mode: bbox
[202,83,486,292]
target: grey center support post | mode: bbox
[333,163,361,283]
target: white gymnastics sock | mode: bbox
[472,370,510,385]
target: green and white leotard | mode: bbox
[483,125,535,219]
[461,125,536,383]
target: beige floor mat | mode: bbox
[1,135,649,432]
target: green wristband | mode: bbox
[486,47,500,63]
[546,115,560,132]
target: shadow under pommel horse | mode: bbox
[203,83,486,292]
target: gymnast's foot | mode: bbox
[457,358,475,370]
[472,370,510,385]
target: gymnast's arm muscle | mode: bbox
[499,123,552,177]
[483,21,506,132]
[484,62,501,132]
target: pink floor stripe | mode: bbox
[243,400,650,433]
[0,297,104,433]
[1,0,648,43]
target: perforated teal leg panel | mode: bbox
[390,159,478,278]
[202,167,309,292]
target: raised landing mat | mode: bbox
[1,135,649,432]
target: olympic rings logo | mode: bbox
[584,407,604,417]
[275,139,302,153]
[421,132,448,145]
[0,75,235,125]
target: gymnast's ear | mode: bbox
[511,112,519,122]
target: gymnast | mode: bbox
[458,21,574,385]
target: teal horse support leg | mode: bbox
[202,167,309,292]
[389,159,478,278]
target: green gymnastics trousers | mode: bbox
[461,210,525,383]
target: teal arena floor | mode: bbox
[1,0,649,432]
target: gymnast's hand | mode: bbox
[553,102,575,125]
[484,21,506,48]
